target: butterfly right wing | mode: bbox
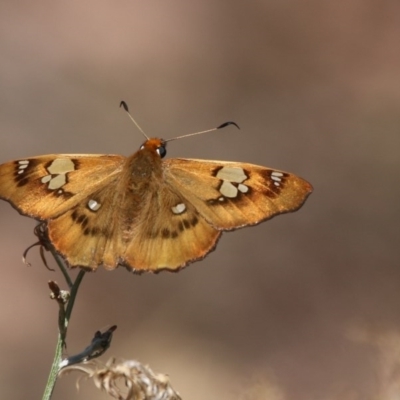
[164,158,313,230]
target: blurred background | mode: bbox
[0,1,399,399]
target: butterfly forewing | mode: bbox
[0,155,125,219]
[164,158,313,230]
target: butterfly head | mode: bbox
[139,138,167,159]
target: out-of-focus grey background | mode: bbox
[0,2,399,399]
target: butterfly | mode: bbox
[0,104,312,273]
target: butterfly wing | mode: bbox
[121,156,312,272]
[164,158,313,230]
[0,155,125,219]
[46,181,127,270]
[121,183,221,272]
[0,154,128,270]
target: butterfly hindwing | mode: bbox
[47,183,125,270]
[36,158,221,272]
[122,184,221,271]
[164,158,313,230]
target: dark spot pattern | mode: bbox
[262,189,278,198]
[71,208,110,237]
[53,189,73,198]
[76,214,89,228]
[190,215,199,227]
[211,166,223,177]
[243,168,250,178]
[71,210,79,221]
[71,159,80,169]
[16,177,29,187]
[161,228,171,238]
[83,226,103,236]
[44,160,52,170]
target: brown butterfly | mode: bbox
[0,104,312,273]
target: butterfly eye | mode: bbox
[156,145,167,158]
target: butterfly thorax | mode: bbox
[117,139,165,241]
[125,139,164,188]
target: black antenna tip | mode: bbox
[217,121,240,130]
[120,101,129,112]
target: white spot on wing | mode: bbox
[48,174,67,190]
[47,158,75,175]
[238,183,249,193]
[271,171,284,186]
[88,199,101,211]
[220,181,238,198]
[41,158,76,191]
[41,175,52,183]
[17,160,29,174]
[172,203,186,214]
[271,171,283,177]
[216,167,247,183]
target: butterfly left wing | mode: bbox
[164,158,313,230]
[0,154,125,219]
[45,182,134,270]
[0,154,129,270]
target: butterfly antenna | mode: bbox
[120,101,149,140]
[165,121,240,143]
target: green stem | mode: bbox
[42,250,86,400]
[52,249,73,289]
[42,333,64,400]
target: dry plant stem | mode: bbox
[42,248,86,400]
